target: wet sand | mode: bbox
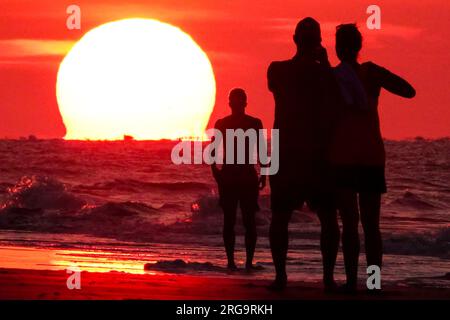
[1,268,449,300]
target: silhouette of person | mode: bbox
[267,17,341,291]
[330,24,416,293]
[211,88,266,271]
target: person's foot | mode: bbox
[267,275,287,292]
[227,263,238,271]
[245,263,264,272]
[366,288,382,296]
[323,279,339,294]
[338,283,358,295]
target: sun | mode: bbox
[56,18,216,140]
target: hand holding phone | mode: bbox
[314,45,330,66]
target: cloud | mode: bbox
[0,39,75,58]
[207,50,245,62]
[84,3,234,23]
[371,23,422,38]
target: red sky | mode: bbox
[0,0,449,139]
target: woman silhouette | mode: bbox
[331,24,416,293]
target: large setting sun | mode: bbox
[56,18,216,140]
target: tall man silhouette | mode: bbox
[267,17,341,290]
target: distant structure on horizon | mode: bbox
[123,135,134,141]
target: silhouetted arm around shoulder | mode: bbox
[373,63,416,98]
[318,65,343,153]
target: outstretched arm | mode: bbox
[376,64,416,98]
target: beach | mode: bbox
[1,267,449,300]
[1,244,448,300]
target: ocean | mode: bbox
[0,138,448,288]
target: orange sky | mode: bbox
[0,0,449,139]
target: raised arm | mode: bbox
[375,64,416,98]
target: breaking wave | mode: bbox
[144,259,226,273]
[389,191,442,210]
[2,175,85,212]
[0,175,448,259]
[73,179,210,193]
[384,227,450,259]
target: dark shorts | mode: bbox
[269,175,335,213]
[217,168,260,212]
[333,165,387,193]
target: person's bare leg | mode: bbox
[338,190,360,290]
[242,209,257,270]
[359,192,382,268]
[223,204,238,270]
[269,210,292,290]
[317,205,340,291]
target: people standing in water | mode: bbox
[211,88,266,271]
[267,17,341,291]
[331,24,416,293]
